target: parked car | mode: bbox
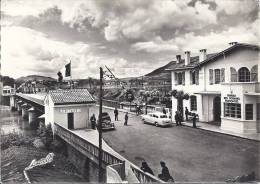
[97,112,115,130]
[154,107,171,118]
[141,112,173,127]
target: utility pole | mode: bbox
[98,67,103,182]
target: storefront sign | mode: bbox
[60,109,81,113]
[224,94,240,103]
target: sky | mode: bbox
[1,0,259,79]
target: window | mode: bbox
[190,96,197,111]
[230,67,237,82]
[190,70,199,85]
[238,67,250,82]
[215,69,220,84]
[220,68,225,82]
[251,65,258,82]
[175,72,185,85]
[224,103,241,118]
[245,104,253,120]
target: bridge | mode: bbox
[8,91,164,183]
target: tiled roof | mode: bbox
[49,89,95,105]
[166,43,259,71]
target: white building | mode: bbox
[44,89,96,130]
[2,85,15,96]
[166,42,260,133]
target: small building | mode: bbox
[166,42,260,134]
[2,85,15,96]
[44,89,96,130]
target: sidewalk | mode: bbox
[100,105,260,142]
[182,120,260,142]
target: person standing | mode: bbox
[114,107,119,121]
[192,113,197,128]
[90,114,96,129]
[174,111,179,126]
[124,112,128,126]
[185,107,189,121]
[163,108,166,115]
[178,111,183,126]
[158,161,174,182]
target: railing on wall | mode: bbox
[130,164,165,183]
[54,122,123,166]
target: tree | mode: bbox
[125,89,135,111]
[170,90,189,119]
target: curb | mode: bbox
[181,122,260,143]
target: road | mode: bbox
[90,106,259,182]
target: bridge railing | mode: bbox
[54,122,123,166]
[130,164,165,183]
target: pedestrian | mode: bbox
[192,113,197,128]
[90,114,96,129]
[163,108,166,115]
[158,161,174,182]
[124,112,128,126]
[136,104,139,115]
[185,107,189,121]
[114,107,119,121]
[178,111,183,126]
[174,111,179,126]
[140,161,154,175]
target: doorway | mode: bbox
[213,96,221,123]
[68,113,74,129]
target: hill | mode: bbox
[16,75,56,82]
[145,61,174,77]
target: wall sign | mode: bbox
[60,109,81,113]
[224,94,240,103]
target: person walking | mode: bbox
[90,114,96,129]
[114,107,119,121]
[185,107,189,121]
[124,112,128,126]
[192,113,197,128]
[140,161,154,175]
[158,161,174,182]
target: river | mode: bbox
[0,105,86,183]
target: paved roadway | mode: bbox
[90,106,259,182]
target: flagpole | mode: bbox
[70,60,72,89]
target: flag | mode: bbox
[65,62,71,77]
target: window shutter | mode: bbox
[174,72,178,85]
[195,71,199,85]
[221,68,225,82]
[251,65,258,82]
[230,67,237,82]
[190,71,193,85]
[209,69,213,85]
[182,72,185,85]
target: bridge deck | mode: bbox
[16,93,46,106]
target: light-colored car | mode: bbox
[141,112,173,127]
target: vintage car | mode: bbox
[141,112,173,127]
[97,112,115,130]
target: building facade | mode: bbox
[44,89,95,130]
[167,42,260,133]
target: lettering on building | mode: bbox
[223,94,240,103]
[60,109,81,113]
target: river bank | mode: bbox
[0,106,87,183]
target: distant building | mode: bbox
[166,42,260,133]
[2,85,15,96]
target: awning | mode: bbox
[38,114,45,119]
[244,92,260,96]
[194,91,221,95]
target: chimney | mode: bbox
[229,42,238,46]
[199,49,207,62]
[184,51,190,65]
[176,55,181,64]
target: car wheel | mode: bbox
[155,122,158,127]
[142,118,145,123]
